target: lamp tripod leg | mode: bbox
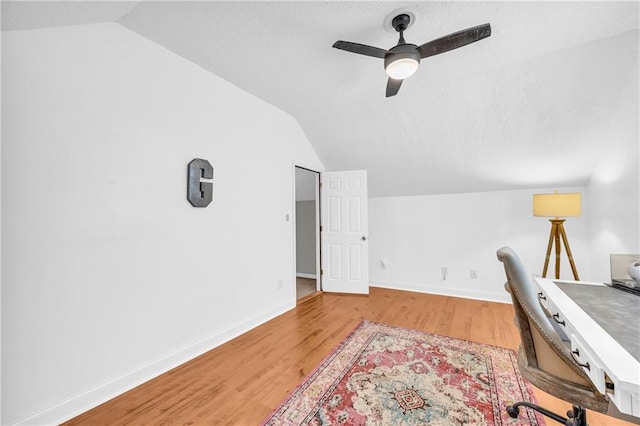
[542,222,557,278]
[558,223,579,281]
[554,226,561,279]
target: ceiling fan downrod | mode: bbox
[392,14,411,44]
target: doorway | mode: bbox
[294,166,321,300]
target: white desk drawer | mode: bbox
[534,285,550,310]
[609,389,637,418]
[571,333,605,394]
[535,286,572,336]
[540,296,574,344]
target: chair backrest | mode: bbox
[496,247,608,411]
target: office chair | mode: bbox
[497,247,639,426]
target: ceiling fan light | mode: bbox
[385,57,419,79]
[384,47,421,80]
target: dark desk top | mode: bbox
[555,282,640,362]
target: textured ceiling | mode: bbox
[3,1,639,197]
[0,1,138,30]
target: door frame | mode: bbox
[293,165,322,293]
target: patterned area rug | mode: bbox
[263,321,544,425]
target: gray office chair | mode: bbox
[497,247,639,426]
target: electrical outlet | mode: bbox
[470,269,478,279]
[277,279,284,289]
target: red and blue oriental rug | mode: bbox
[262,321,544,425]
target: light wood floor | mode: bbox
[66,287,635,425]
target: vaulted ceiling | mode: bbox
[3,1,638,197]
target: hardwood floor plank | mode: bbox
[65,287,635,425]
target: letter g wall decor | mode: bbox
[187,158,213,207]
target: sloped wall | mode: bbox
[1,22,322,424]
[587,37,640,281]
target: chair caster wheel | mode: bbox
[506,405,520,418]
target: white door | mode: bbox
[321,170,369,294]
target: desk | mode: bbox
[534,277,640,418]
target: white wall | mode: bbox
[586,49,640,281]
[1,23,323,425]
[369,187,589,303]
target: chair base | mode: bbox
[507,401,587,426]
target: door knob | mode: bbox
[361,236,367,241]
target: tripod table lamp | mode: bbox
[533,192,581,280]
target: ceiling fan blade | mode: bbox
[333,40,388,59]
[418,23,491,59]
[386,78,403,97]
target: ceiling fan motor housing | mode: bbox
[384,44,421,76]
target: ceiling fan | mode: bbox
[333,14,491,97]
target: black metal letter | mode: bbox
[187,158,213,207]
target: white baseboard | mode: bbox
[322,282,369,294]
[370,280,512,304]
[296,272,317,279]
[11,300,296,426]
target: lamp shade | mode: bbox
[533,193,581,217]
